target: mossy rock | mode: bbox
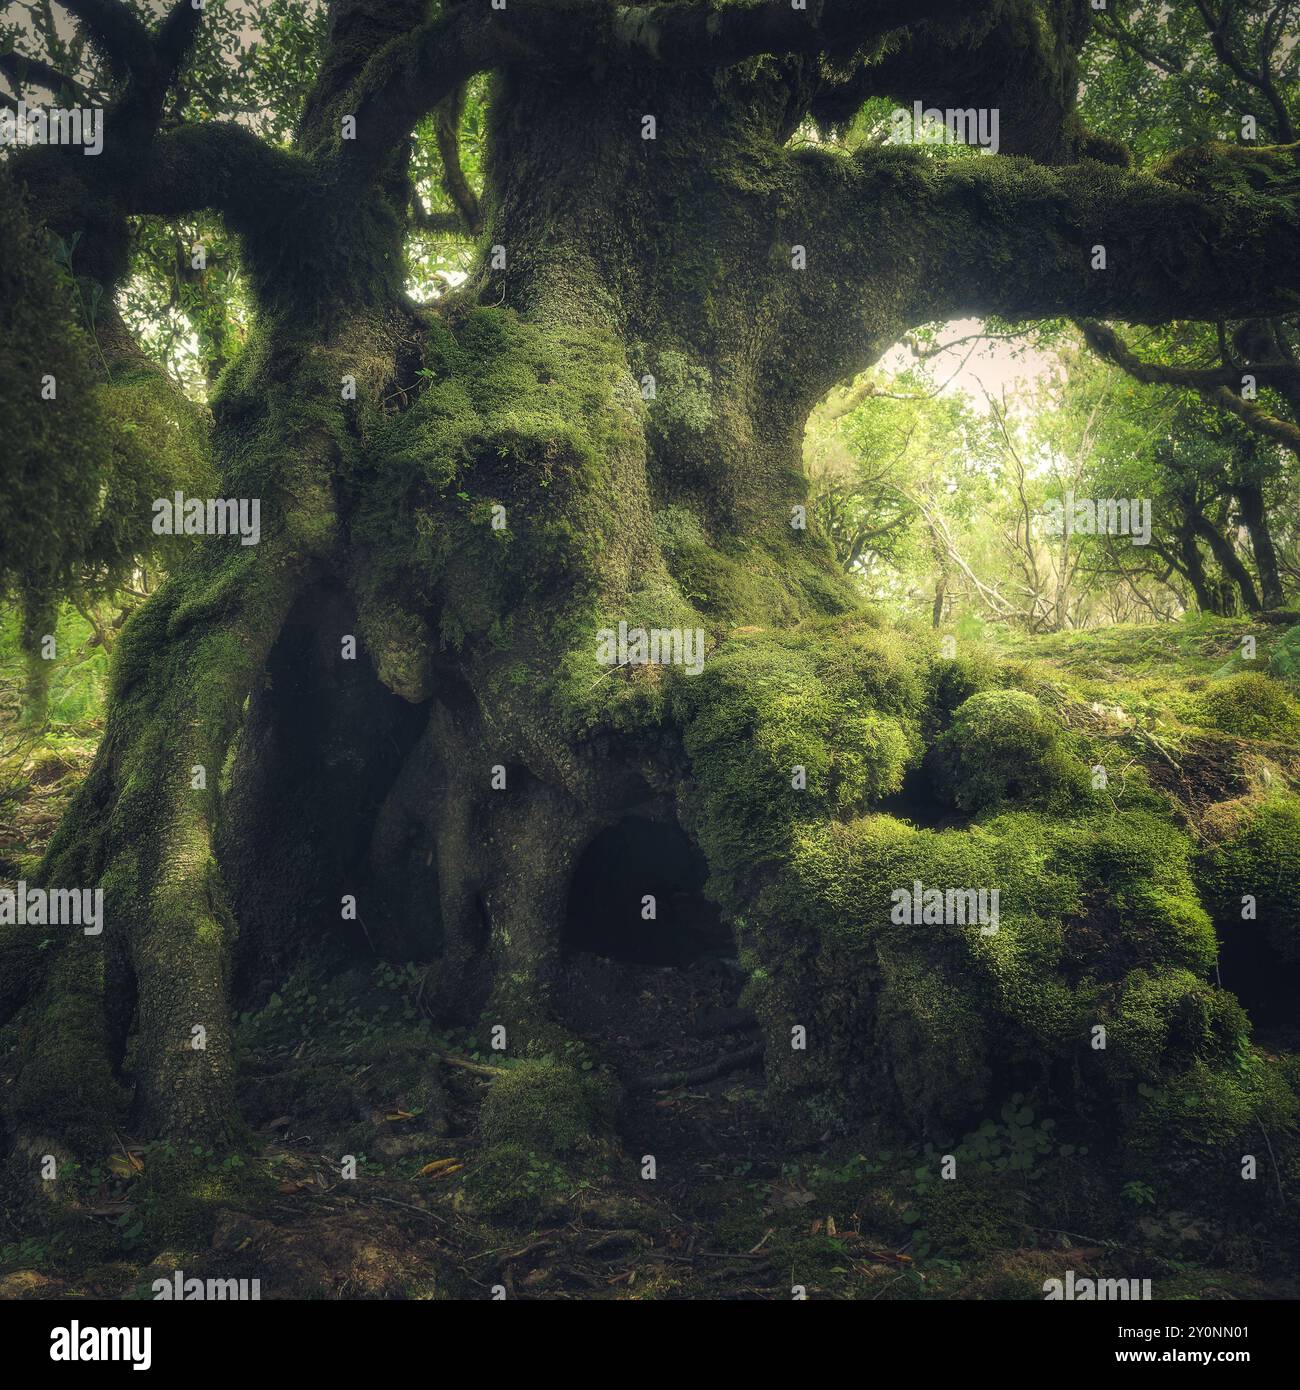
[673,618,925,906]
[928,690,1090,814]
[1107,968,1248,1081]
[1191,672,1300,741]
[1198,791,1300,962]
[741,803,1220,1133]
[1121,1057,1300,1207]
[479,1057,616,1156]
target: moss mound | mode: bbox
[479,1058,616,1155]
[1198,791,1300,963]
[733,799,1227,1135]
[673,617,926,910]
[1122,1056,1300,1207]
[460,1141,575,1221]
[1192,672,1300,741]
[928,690,1090,814]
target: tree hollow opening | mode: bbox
[564,816,732,967]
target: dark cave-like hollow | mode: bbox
[1217,924,1300,1036]
[220,580,430,1000]
[563,816,733,967]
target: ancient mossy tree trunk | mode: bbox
[3,2,1300,1203]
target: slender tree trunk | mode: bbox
[18,597,57,727]
[1184,507,1260,612]
[1175,521,1220,613]
[1234,482,1285,610]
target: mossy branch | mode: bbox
[797,140,1300,396]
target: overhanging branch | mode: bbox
[131,122,317,225]
[905,142,1300,326]
[792,138,1300,400]
[1077,319,1300,393]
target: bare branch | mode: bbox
[1077,318,1300,392]
[1193,0,1296,143]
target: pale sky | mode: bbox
[879,319,1060,412]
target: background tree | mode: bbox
[1076,0,1300,605]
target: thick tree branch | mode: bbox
[55,0,151,77]
[838,0,1101,164]
[907,142,1300,326]
[789,139,1300,399]
[129,121,318,226]
[340,0,987,176]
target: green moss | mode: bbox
[461,1142,575,1221]
[929,690,1092,814]
[916,1173,1019,1257]
[648,349,713,434]
[1190,672,1300,741]
[131,1146,276,1247]
[669,617,1240,1144]
[731,796,1219,1135]
[673,618,924,905]
[479,1057,616,1155]
[1122,1055,1299,1206]
[1198,791,1300,962]
[9,946,126,1144]
[1107,969,1248,1081]
[924,648,1000,728]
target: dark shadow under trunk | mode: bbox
[219,580,428,1006]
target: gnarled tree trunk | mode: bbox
[4,0,1300,1176]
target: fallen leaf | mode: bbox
[416,1158,461,1178]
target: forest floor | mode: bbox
[2,612,1299,1299]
